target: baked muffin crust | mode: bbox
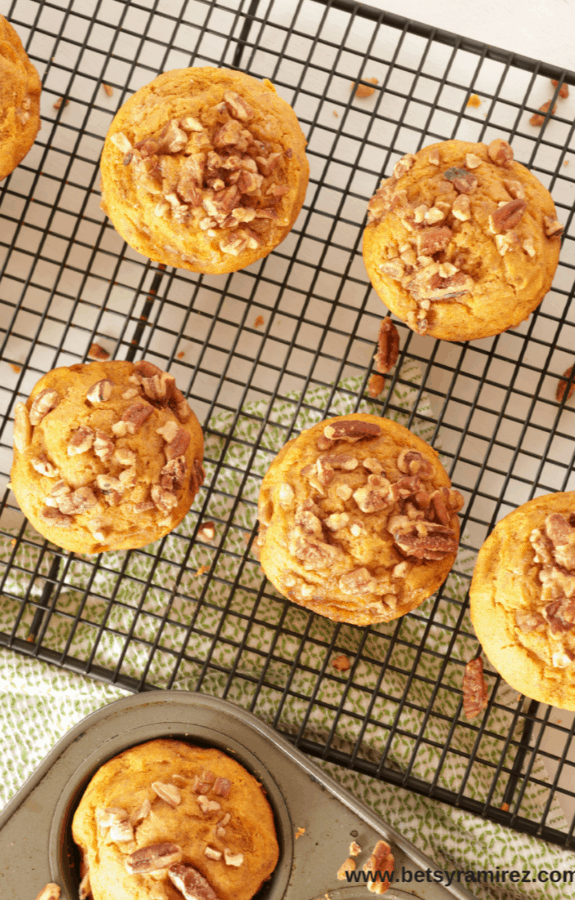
[363,139,562,342]
[100,67,309,274]
[257,413,464,625]
[0,15,42,181]
[470,492,575,710]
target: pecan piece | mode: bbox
[530,99,557,127]
[166,427,191,460]
[59,486,98,515]
[224,849,244,867]
[324,420,382,442]
[151,484,178,515]
[392,521,458,560]
[544,215,563,238]
[368,374,385,397]
[223,90,254,121]
[338,857,357,880]
[168,864,220,900]
[35,885,61,900]
[443,167,477,193]
[278,483,295,507]
[133,360,162,379]
[40,506,73,527]
[352,76,378,98]
[30,454,59,477]
[122,401,153,433]
[363,840,394,894]
[353,475,391,513]
[93,431,115,461]
[152,781,181,807]
[490,199,527,232]
[416,225,452,256]
[463,656,488,719]
[556,365,575,403]
[339,567,378,595]
[86,379,114,402]
[551,78,570,98]
[397,449,432,477]
[515,610,545,633]
[68,426,95,455]
[393,153,416,178]
[160,456,187,493]
[544,596,575,634]
[13,402,31,452]
[126,842,183,874]
[332,654,351,671]
[487,139,513,166]
[29,389,60,425]
[374,317,399,374]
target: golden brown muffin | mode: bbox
[257,413,464,626]
[363,139,563,342]
[100,66,309,274]
[0,15,41,181]
[470,492,575,710]
[72,739,279,900]
[10,360,204,553]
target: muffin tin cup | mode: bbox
[0,692,477,900]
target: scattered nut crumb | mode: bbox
[197,521,216,541]
[374,317,400,374]
[467,93,481,107]
[8,363,21,373]
[53,97,68,110]
[333,110,339,117]
[103,83,114,96]
[295,827,306,839]
[10,539,16,547]
[551,78,569,99]
[254,315,264,328]
[500,802,510,811]
[530,99,557,127]
[367,373,385,398]
[88,342,110,361]
[349,840,362,856]
[556,365,575,403]
[565,160,570,166]
[195,565,210,577]
[177,350,185,359]
[337,858,357,880]
[332,655,351,672]
[352,76,378,98]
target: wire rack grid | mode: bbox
[2,0,575,849]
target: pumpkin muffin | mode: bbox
[257,413,464,626]
[0,15,42,181]
[363,139,562,341]
[72,738,279,900]
[11,360,204,553]
[100,66,309,274]
[470,492,575,710]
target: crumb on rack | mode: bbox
[103,83,114,96]
[332,654,351,672]
[467,93,481,107]
[351,76,378,98]
[530,99,557,127]
[368,373,385,398]
[254,315,265,328]
[177,350,185,359]
[195,564,210,577]
[500,802,510,812]
[556,365,575,404]
[333,110,339,117]
[53,97,69,110]
[295,827,306,840]
[551,78,569,98]
[88,342,110,361]
[8,363,21,373]
[197,521,216,541]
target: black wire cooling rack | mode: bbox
[2,0,575,850]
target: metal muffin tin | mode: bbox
[0,692,477,900]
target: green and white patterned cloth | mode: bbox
[1,364,575,898]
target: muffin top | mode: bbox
[100,66,309,274]
[72,739,279,900]
[470,492,575,710]
[363,139,562,341]
[257,414,464,625]
[0,15,42,181]
[11,360,204,553]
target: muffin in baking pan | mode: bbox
[10,360,204,553]
[363,138,563,342]
[470,492,575,710]
[257,413,464,626]
[100,66,309,274]
[71,738,279,900]
[0,15,42,182]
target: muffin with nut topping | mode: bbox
[72,738,279,900]
[470,492,575,710]
[0,15,42,182]
[10,360,204,553]
[100,66,309,274]
[257,413,464,626]
[363,138,562,342]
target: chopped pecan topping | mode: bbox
[392,520,457,560]
[544,596,575,634]
[443,167,477,193]
[88,342,110,361]
[126,842,183,874]
[557,365,575,403]
[487,138,513,166]
[97,806,134,842]
[44,479,70,507]
[110,132,132,153]
[374,317,400,374]
[205,846,222,860]
[168,864,220,900]
[363,840,394,894]
[142,372,176,403]
[452,194,471,221]
[122,401,153,433]
[197,795,221,814]
[490,199,527,232]
[68,426,95,455]
[30,454,59,477]
[503,179,525,200]
[544,215,563,238]
[224,90,254,120]
[35,885,61,900]
[87,379,114,402]
[530,99,557,127]
[463,657,488,719]
[160,456,187,493]
[151,484,178,515]
[416,225,452,256]
[152,781,181,807]
[339,567,378,595]
[353,475,391,513]
[40,506,73,527]
[197,521,216,541]
[397,449,432,477]
[59,486,98,516]
[324,420,382,442]
[515,609,545,633]
[278,483,295,507]
[393,153,416,178]
[29,389,60,425]
[13,402,31,452]
[166,427,191,460]
[93,431,115,461]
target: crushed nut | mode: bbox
[462,656,488,719]
[35,885,61,900]
[490,198,526,232]
[551,78,570,98]
[169,865,219,900]
[68,426,95,455]
[530,99,557,127]
[125,842,183,874]
[557,365,575,403]
[373,317,400,374]
[332,655,351,672]
[487,138,513,166]
[364,840,394,894]
[30,454,59,477]
[205,846,222,860]
[29,389,60,425]
[352,76,378,98]
[368,374,385,398]
[88,342,110,360]
[87,379,114,402]
[337,858,357,880]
